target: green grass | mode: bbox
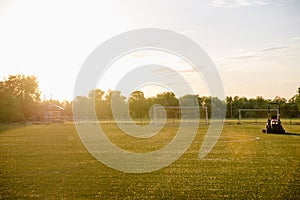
[0,123,299,199]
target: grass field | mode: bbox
[0,122,300,199]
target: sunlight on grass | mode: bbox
[0,124,299,199]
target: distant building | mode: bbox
[40,103,65,122]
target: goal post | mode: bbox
[238,109,279,123]
[152,105,208,125]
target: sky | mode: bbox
[0,0,299,101]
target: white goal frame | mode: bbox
[153,105,208,125]
[238,109,279,123]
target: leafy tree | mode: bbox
[61,100,73,118]
[0,91,23,122]
[129,91,146,120]
[89,89,105,119]
[155,92,179,107]
[72,96,93,121]
[105,90,127,122]
[273,96,287,104]
[89,89,104,102]
[0,75,40,122]
[155,92,179,119]
[296,86,300,112]
[211,97,226,119]
[226,96,233,118]
[179,94,199,106]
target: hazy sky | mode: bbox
[0,0,299,101]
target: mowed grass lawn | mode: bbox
[0,123,299,199]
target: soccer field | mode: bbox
[0,123,299,199]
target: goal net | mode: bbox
[152,105,208,125]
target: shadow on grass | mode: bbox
[284,132,300,136]
[267,132,300,136]
[0,123,26,133]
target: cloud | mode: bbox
[151,67,194,75]
[208,0,269,8]
[207,0,293,8]
[222,45,290,61]
[252,46,290,53]
[225,54,259,61]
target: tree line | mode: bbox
[0,75,299,123]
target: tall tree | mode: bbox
[296,86,300,112]
[72,96,93,121]
[0,86,23,122]
[226,96,233,118]
[155,92,179,107]
[105,90,127,122]
[179,94,199,106]
[0,75,40,121]
[155,92,179,119]
[129,91,146,120]
[89,89,105,119]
